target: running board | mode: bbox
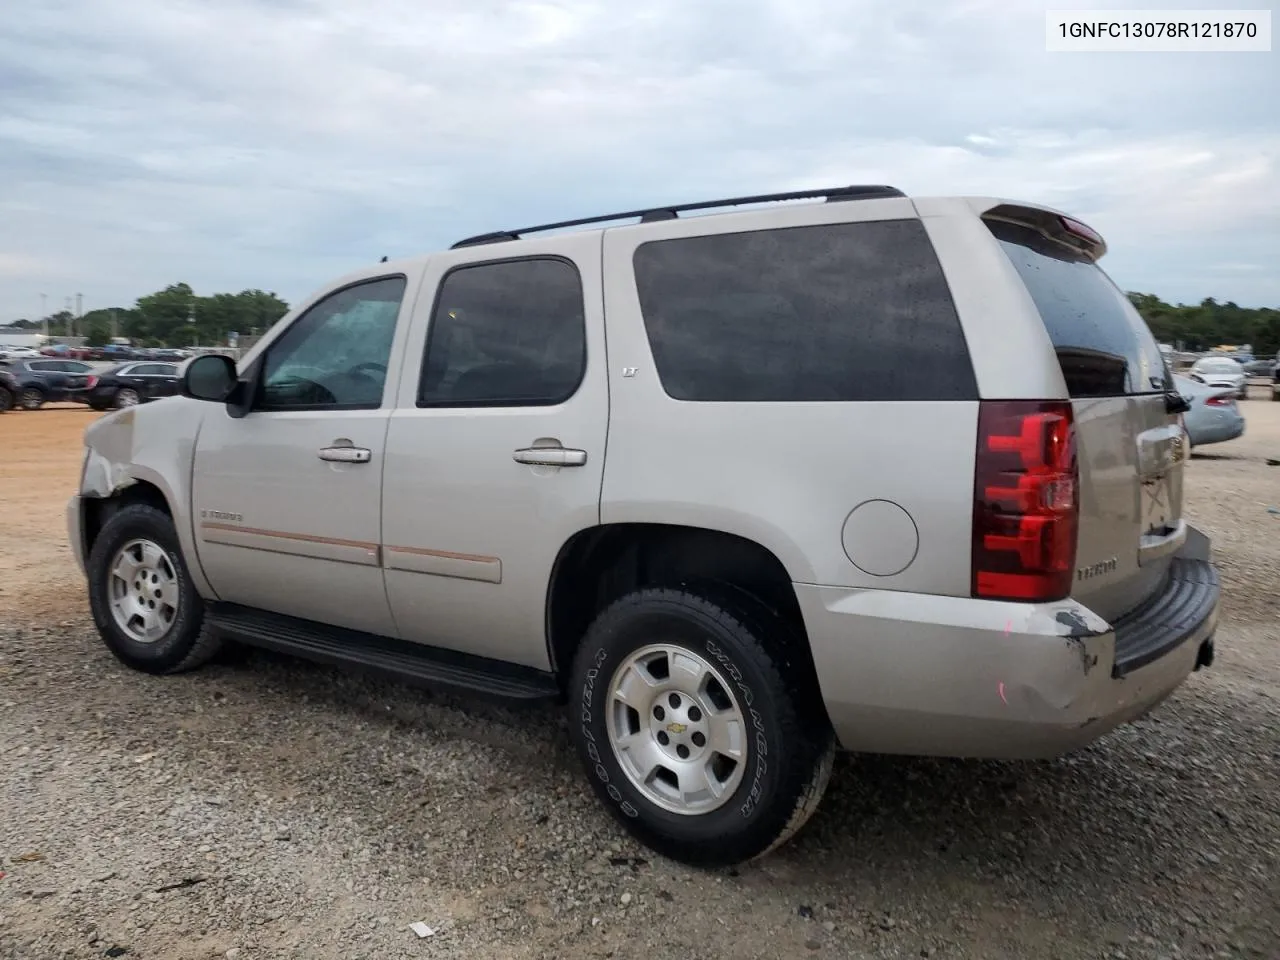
[206,603,561,704]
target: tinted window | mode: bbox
[418,258,586,407]
[987,219,1167,398]
[632,220,976,402]
[260,276,406,410]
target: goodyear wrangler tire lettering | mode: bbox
[567,586,834,866]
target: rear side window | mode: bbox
[632,219,977,402]
[987,218,1168,398]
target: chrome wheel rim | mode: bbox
[605,644,749,816]
[116,389,139,407]
[20,388,42,409]
[108,539,179,643]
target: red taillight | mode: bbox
[85,375,98,389]
[1204,395,1233,407]
[972,400,1078,603]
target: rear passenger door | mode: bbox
[382,232,607,669]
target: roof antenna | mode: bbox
[379,255,388,262]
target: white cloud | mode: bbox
[0,0,1276,318]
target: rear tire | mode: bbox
[115,388,140,408]
[19,386,45,410]
[87,503,222,674]
[569,586,834,867]
[0,386,13,413]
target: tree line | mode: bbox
[10,283,290,348]
[9,283,1278,357]
[1127,293,1279,357]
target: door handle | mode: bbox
[513,447,588,467]
[318,446,372,463]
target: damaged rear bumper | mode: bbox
[797,527,1220,760]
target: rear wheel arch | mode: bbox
[546,523,823,699]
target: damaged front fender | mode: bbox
[73,399,217,599]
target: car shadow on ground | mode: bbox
[206,643,1252,917]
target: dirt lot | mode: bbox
[1,398,1277,960]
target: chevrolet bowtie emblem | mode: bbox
[666,722,688,735]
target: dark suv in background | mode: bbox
[0,357,96,409]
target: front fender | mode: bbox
[79,399,217,600]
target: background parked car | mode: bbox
[0,345,42,360]
[1188,355,1248,399]
[149,348,191,362]
[1174,373,1245,447]
[1242,358,1279,377]
[0,367,17,412]
[0,358,97,409]
[82,361,182,410]
[38,343,94,360]
[85,344,138,362]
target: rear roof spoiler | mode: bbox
[978,201,1107,260]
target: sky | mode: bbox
[0,0,1276,322]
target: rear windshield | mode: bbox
[987,218,1168,398]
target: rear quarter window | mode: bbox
[632,219,978,402]
[986,218,1168,398]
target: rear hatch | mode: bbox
[984,212,1184,623]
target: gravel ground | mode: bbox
[1,400,1278,960]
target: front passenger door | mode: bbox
[190,274,413,637]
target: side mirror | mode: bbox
[183,354,238,403]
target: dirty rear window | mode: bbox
[987,219,1169,398]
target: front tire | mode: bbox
[87,503,222,674]
[0,386,13,413]
[19,386,45,410]
[569,586,834,866]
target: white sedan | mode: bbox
[1188,356,1248,400]
[0,345,42,359]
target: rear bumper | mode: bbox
[798,527,1219,760]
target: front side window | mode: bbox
[259,276,406,410]
[418,258,586,407]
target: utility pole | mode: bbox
[76,293,83,339]
[39,293,47,338]
[64,297,73,338]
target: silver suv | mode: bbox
[68,186,1220,865]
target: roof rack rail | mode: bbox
[450,184,906,249]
